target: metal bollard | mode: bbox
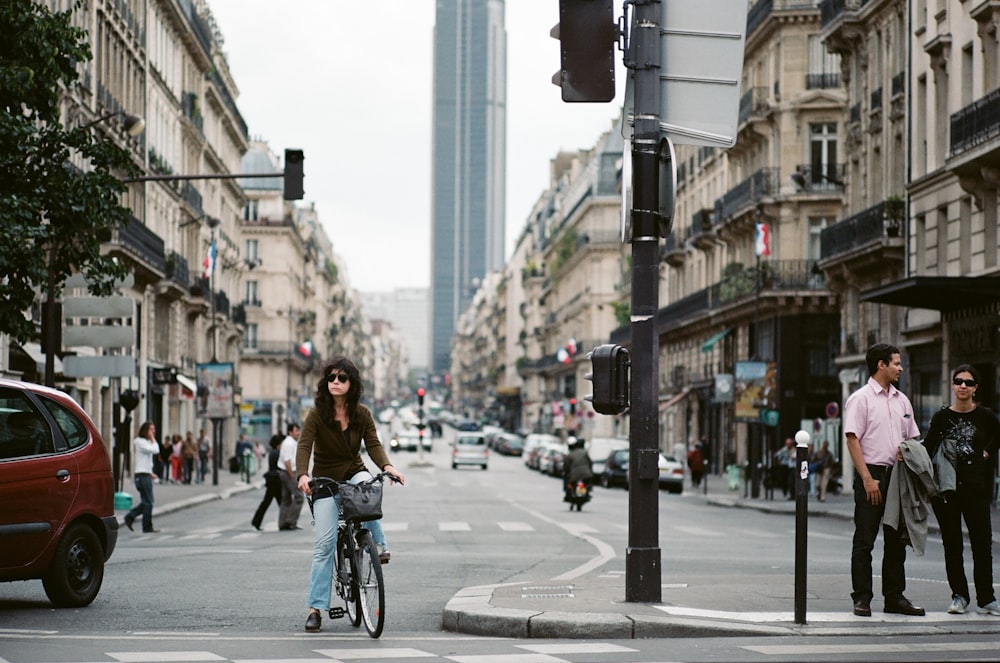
[794,429,810,624]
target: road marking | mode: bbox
[439,522,471,531]
[381,521,409,531]
[314,647,436,658]
[445,655,567,663]
[744,642,1000,655]
[518,643,638,654]
[497,521,535,532]
[107,653,225,662]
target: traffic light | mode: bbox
[585,344,630,415]
[283,148,304,200]
[550,0,617,102]
[416,387,425,407]
[569,397,577,415]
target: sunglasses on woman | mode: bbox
[326,373,350,384]
[952,378,977,387]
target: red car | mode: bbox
[0,379,118,607]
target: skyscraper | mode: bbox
[430,0,506,374]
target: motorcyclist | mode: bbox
[563,436,594,501]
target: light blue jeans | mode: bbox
[306,471,387,611]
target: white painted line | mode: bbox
[518,643,638,654]
[497,521,535,532]
[314,647,435,658]
[439,521,472,531]
[107,653,226,662]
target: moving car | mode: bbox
[494,432,524,456]
[0,379,118,607]
[588,437,629,476]
[451,433,489,470]
[389,429,431,452]
[599,448,684,494]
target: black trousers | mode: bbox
[252,476,282,529]
[851,464,907,604]
[931,485,996,607]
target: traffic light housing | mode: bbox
[283,148,304,200]
[416,387,425,407]
[551,0,617,102]
[569,397,577,415]
[585,344,630,415]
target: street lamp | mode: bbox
[789,167,844,191]
[81,110,146,137]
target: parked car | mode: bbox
[456,418,481,431]
[0,379,118,607]
[494,433,524,456]
[599,448,684,494]
[481,425,504,449]
[587,437,629,476]
[523,434,560,469]
[451,434,489,470]
[538,443,568,476]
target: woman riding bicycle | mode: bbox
[296,357,406,633]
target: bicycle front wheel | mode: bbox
[355,530,385,638]
[336,526,362,627]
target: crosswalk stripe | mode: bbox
[439,522,471,531]
[497,522,535,532]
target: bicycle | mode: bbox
[307,472,393,638]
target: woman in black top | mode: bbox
[923,364,1000,616]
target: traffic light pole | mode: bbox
[626,0,663,603]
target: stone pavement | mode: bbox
[116,469,1000,639]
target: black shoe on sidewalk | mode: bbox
[853,600,871,617]
[885,597,925,616]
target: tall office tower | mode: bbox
[430,0,506,374]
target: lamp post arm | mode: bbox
[121,172,283,183]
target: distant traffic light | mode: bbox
[417,387,425,407]
[550,0,617,102]
[569,397,577,415]
[283,148,304,200]
[585,344,630,415]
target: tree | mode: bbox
[0,0,135,348]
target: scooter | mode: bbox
[564,480,592,511]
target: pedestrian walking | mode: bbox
[845,343,924,617]
[277,423,304,530]
[197,428,211,483]
[181,431,197,484]
[923,363,1000,616]
[235,432,254,483]
[810,440,835,501]
[123,421,161,533]
[251,434,284,531]
[169,434,183,484]
[687,441,706,487]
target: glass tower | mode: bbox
[430,0,507,374]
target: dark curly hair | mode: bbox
[314,357,363,426]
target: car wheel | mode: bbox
[482,464,487,470]
[451,462,457,469]
[600,474,610,488]
[42,523,105,608]
[668,485,683,494]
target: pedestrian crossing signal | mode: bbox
[585,344,630,415]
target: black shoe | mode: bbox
[142,529,161,534]
[379,551,391,564]
[123,518,134,532]
[853,600,872,617]
[252,522,261,531]
[885,597,925,616]
[305,611,321,632]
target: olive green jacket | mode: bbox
[296,404,390,482]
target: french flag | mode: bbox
[203,240,216,278]
[755,223,771,256]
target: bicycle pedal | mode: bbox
[328,607,345,619]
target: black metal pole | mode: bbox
[794,433,809,624]
[212,418,221,487]
[625,0,662,603]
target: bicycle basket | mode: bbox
[339,480,383,521]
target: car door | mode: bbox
[0,387,77,571]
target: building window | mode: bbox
[245,280,259,307]
[245,238,259,263]
[244,199,259,221]
[807,35,840,89]
[244,323,258,350]
[809,123,839,189]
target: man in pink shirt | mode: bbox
[845,343,924,617]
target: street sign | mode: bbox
[621,0,748,147]
[63,355,135,378]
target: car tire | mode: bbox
[451,462,457,469]
[42,523,105,608]
[668,485,683,494]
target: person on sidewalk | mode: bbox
[235,432,254,483]
[123,421,161,534]
[845,342,924,618]
[277,423,304,530]
[196,428,211,484]
[251,434,284,531]
[687,440,706,488]
[810,440,835,501]
[922,364,1000,617]
[775,438,796,499]
[181,431,197,484]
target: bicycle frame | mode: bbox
[307,473,391,638]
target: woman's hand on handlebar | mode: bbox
[298,474,312,495]
[383,464,406,486]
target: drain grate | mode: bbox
[521,584,575,599]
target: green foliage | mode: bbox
[0,0,135,344]
[611,301,630,328]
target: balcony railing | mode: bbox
[870,87,883,111]
[716,167,779,220]
[950,87,1000,156]
[849,102,861,123]
[739,87,769,126]
[181,181,203,217]
[806,72,840,89]
[819,201,889,258]
[108,216,166,273]
[891,71,906,97]
[165,251,190,287]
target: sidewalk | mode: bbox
[118,470,1000,639]
[444,473,1000,639]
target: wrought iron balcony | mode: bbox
[950,87,1000,156]
[739,87,770,126]
[819,201,890,258]
[716,167,779,221]
[106,215,167,273]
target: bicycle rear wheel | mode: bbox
[355,530,385,638]
[336,526,362,627]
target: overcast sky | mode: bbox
[209,1,626,292]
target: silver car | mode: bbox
[451,434,488,470]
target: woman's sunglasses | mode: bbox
[326,373,350,384]
[952,378,977,387]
